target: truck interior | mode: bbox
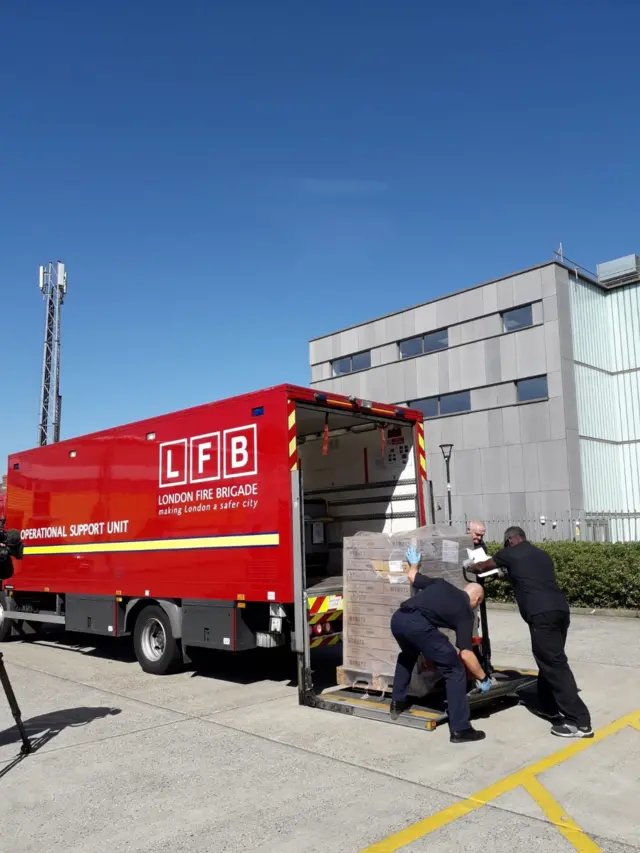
[294,400,420,591]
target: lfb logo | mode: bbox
[159,425,257,488]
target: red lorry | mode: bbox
[1,384,427,674]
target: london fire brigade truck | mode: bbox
[1,385,428,677]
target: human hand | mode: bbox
[406,546,421,567]
[476,677,492,694]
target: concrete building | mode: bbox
[309,256,640,540]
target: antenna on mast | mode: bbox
[38,261,67,446]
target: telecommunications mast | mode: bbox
[38,261,67,446]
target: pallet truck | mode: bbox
[293,527,537,731]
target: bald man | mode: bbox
[468,520,487,550]
[389,547,489,743]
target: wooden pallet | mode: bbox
[336,665,395,693]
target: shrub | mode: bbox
[483,541,640,610]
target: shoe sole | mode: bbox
[551,729,594,739]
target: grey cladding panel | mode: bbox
[438,351,451,394]
[447,347,462,391]
[519,402,551,443]
[481,446,509,494]
[457,286,484,322]
[483,282,498,315]
[452,448,482,495]
[541,265,558,298]
[543,295,558,323]
[436,296,459,327]
[401,310,416,338]
[544,320,561,373]
[522,443,540,492]
[401,358,418,401]
[459,340,487,388]
[547,370,563,398]
[507,445,525,492]
[484,492,511,518]
[488,408,503,446]
[515,325,546,378]
[439,414,464,449]
[538,440,570,492]
[339,327,360,357]
[461,410,490,450]
[566,429,584,510]
[485,337,502,384]
[548,396,566,441]
[513,270,543,305]
[497,277,515,311]
[532,301,544,325]
[416,352,440,397]
[413,302,438,334]
[499,333,517,381]
[510,491,526,519]
[502,406,521,444]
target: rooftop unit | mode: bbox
[596,254,640,289]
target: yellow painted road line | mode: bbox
[521,775,603,852]
[359,709,640,853]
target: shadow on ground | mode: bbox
[8,631,342,692]
[0,705,122,778]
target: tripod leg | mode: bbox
[0,653,32,754]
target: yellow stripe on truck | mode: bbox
[24,532,280,556]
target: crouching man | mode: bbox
[389,547,489,743]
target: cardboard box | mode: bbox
[342,524,474,695]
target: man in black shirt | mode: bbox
[390,547,490,743]
[471,526,593,739]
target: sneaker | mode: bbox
[519,701,563,723]
[389,699,410,720]
[550,722,594,739]
[450,727,486,743]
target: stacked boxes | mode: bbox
[341,525,475,696]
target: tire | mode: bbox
[133,605,181,675]
[0,594,12,642]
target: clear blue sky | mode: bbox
[2,0,639,463]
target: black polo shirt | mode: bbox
[492,541,568,621]
[401,575,474,651]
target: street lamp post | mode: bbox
[439,443,453,526]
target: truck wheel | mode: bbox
[0,595,11,642]
[133,605,181,675]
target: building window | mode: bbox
[332,350,371,376]
[411,396,439,418]
[399,328,448,359]
[408,390,471,418]
[439,390,471,415]
[516,375,548,402]
[502,304,533,333]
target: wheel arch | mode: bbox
[124,598,183,639]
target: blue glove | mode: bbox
[476,677,492,694]
[406,546,421,567]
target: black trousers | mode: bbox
[390,608,469,732]
[528,610,591,727]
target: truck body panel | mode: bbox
[3,384,426,663]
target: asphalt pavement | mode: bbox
[1,611,638,852]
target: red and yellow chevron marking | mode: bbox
[416,421,427,480]
[287,400,298,470]
[310,633,342,649]
[309,609,343,626]
[307,593,343,617]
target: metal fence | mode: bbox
[447,513,640,544]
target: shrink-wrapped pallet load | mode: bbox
[338,525,475,696]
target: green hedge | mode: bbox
[483,541,640,610]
